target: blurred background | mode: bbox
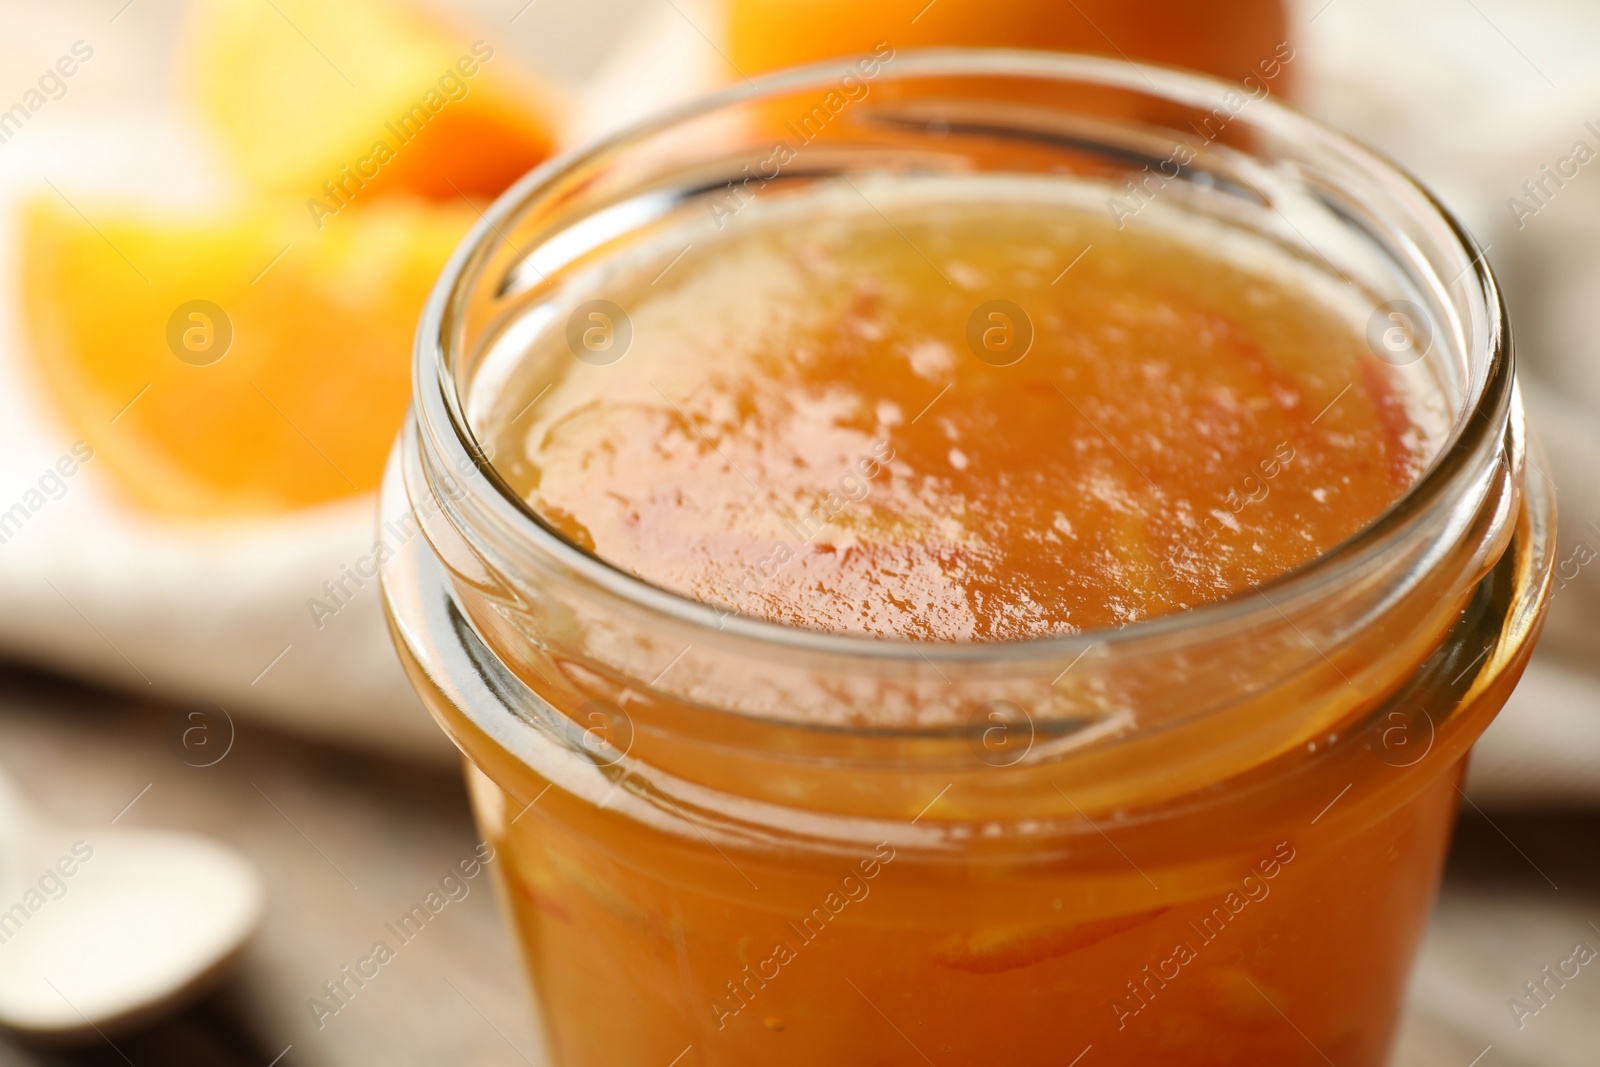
[0,0,1597,1063]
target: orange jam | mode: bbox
[403,178,1519,1067]
[382,49,1554,1067]
[489,190,1437,638]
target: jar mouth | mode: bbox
[414,48,1514,665]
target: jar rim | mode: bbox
[413,47,1514,665]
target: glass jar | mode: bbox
[726,0,1291,90]
[380,51,1553,1067]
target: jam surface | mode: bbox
[488,186,1438,639]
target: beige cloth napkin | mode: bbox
[0,0,717,765]
[0,119,449,762]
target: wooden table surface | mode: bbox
[0,667,1592,1067]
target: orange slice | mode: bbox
[20,197,475,516]
[185,0,560,209]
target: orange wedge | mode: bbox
[185,0,560,209]
[20,197,476,516]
